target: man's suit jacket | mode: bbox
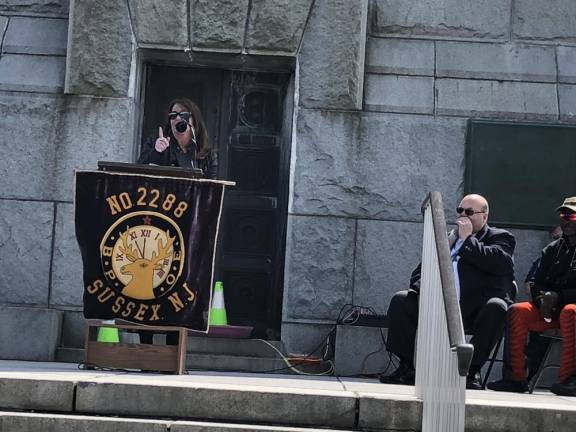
[409,224,516,319]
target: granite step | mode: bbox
[1,360,576,432]
[0,412,357,432]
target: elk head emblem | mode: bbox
[118,228,175,300]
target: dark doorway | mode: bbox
[140,64,293,338]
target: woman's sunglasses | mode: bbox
[456,207,486,217]
[168,111,191,121]
[560,213,576,222]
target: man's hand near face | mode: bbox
[457,217,474,241]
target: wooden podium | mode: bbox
[78,163,236,374]
[84,320,188,374]
[80,162,204,374]
[97,161,204,178]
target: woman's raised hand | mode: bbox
[154,127,170,153]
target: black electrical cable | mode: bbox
[330,303,399,378]
[79,304,396,377]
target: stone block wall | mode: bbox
[281,0,576,355]
[1,0,574,365]
[0,0,135,359]
[0,2,65,359]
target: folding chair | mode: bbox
[527,329,563,393]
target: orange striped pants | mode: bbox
[505,302,576,382]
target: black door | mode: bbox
[141,65,292,338]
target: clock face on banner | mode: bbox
[100,212,185,301]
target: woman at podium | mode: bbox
[136,98,218,346]
[137,98,218,178]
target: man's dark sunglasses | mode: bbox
[560,212,576,222]
[168,111,191,121]
[456,207,486,216]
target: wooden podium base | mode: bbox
[84,319,188,374]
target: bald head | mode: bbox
[458,194,489,233]
[462,194,489,213]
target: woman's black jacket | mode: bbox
[137,135,218,179]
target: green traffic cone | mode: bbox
[209,281,228,326]
[97,320,119,343]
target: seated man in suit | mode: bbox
[488,197,576,396]
[380,194,516,389]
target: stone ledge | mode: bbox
[358,393,422,430]
[75,381,357,428]
[0,413,362,432]
[0,377,73,411]
[172,421,354,432]
[465,400,576,432]
[0,412,167,432]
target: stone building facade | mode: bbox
[0,0,575,363]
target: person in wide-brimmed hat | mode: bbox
[488,196,576,396]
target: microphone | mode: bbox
[175,121,188,133]
[175,120,197,143]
